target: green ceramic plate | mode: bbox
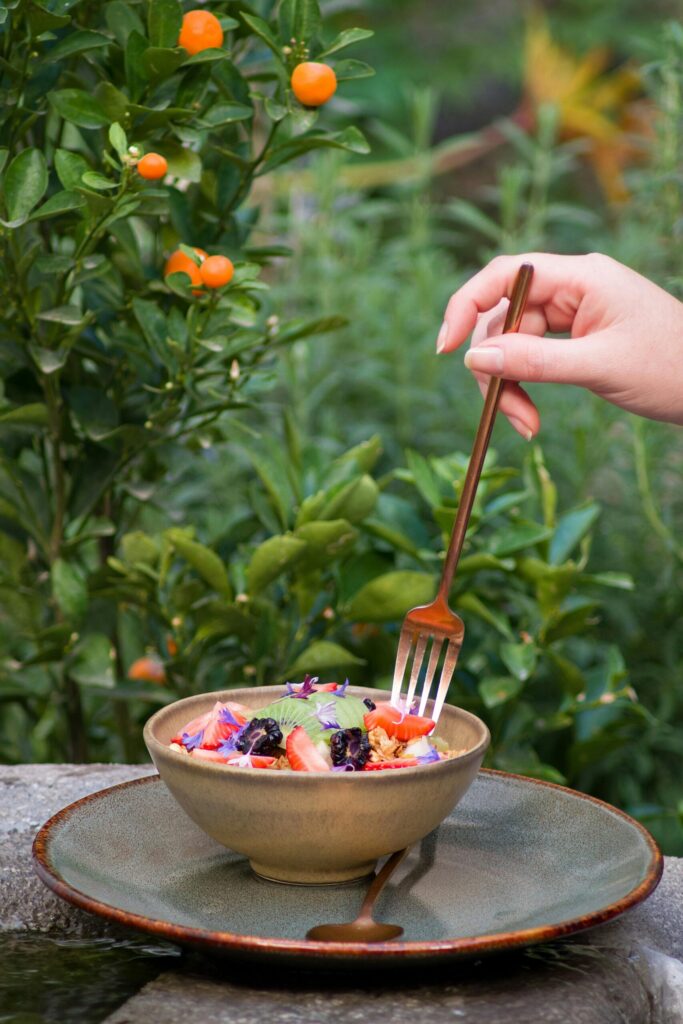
[33,770,662,966]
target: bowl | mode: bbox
[144,685,490,884]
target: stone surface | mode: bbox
[2,763,683,1024]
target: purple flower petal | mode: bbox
[313,700,340,730]
[182,729,204,751]
[218,706,241,727]
[285,674,319,699]
[334,679,350,698]
[218,724,248,755]
[417,748,440,764]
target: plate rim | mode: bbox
[32,769,663,961]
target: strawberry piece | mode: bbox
[315,682,338,692]
[363,758,419,770]
[190,747,230,763]
[225,755,276,769]
[223,701,250,723]
[363,703,435,741]
[286,726,331,772]
[201,701,243,749]
[171,708,212,745]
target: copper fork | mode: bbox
[391,263,534,724]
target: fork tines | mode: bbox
[390,627,461,724]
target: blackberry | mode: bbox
[330,727,371,770]
[235,717,283,756]
[363,698,376,711]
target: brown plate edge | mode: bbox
[31,768,664,963]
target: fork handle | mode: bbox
[436,263,534,604]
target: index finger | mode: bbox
[438,252,596,353]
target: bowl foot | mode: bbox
[249,860,377,886]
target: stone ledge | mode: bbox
[3,764,683,1024]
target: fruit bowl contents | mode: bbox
[167,675,462,772]
[144,684,489,883]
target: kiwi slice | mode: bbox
[257,690,368,741]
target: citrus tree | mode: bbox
[0,0,373,759]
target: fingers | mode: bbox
[463,331,610,387]
[473,374,540,439]
[437,252,599,353]
[471,299,548,345]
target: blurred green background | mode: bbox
[2,0,683,855]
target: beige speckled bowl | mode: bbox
[144,685,489,884]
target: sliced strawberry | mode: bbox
[225,755,276,769]
[286,726,331,772]
[223,700,250,723]
[190,747,230,763]
[201,701,243,749]
[363,703,434,742]
[315,682,338,692]
[171,708,213,745]
[363,758,419,770]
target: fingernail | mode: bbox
[509,416,534,441]
[464,346,504,374]
[436,321,449,353]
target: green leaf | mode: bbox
[293,519,357,569]
[455,591,514,640]
[143,46,185,80]
[49,89,110,129]
[499,641,537,681]
[333,59,375,81]
[271,314,347,346]
[28,1,69,34]
[30,190,85,221]
[29,346,70,374]
[55,150,90,191]
[260,126,369,172]
[3,149,48,224]
[69,386,119,440]
[162,141,202,182]
[318,475,378,523]
[148,0,182,48]
[240,13,283,60]
[318,27,374,57]
[582,571,634,591]
[479,676,524,709]
[81,171,118,191]
[51,559,88,621]
[247,535,307,594]
[283,641,364,679]
[182,47,228,66]
[125,30,148,101]
[43,30,110,62]
[37,305,83,325]
[279,0,321,43]
[0,403,48,427]
[68,634,115,689]
[490,521,554,557]
[346,571,435,622]
[405,448,441,507]
[105,1,145,48]
[549,502,600,565]
[108,123,128,157]
[166,530,232,599]
[121,531,159,567]
[457,553,515,574]
[198,102,253,128]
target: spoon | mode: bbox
[306,848,408,943]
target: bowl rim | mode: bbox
[144,684,490,778]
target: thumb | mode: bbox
[463,332,608,387]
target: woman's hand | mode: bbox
[437,252,683,438]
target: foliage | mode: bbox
[0,0,372,760]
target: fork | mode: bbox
[390,263,534,724]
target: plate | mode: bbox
[33,770,662,966]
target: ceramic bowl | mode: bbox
[144,685,489,884]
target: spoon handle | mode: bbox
[357,848,409,921]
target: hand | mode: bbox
[436,252,683,438]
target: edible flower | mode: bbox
[334,679,350,698]
[313,700,340,731]
[218,706,242,728]
[217,724,248,755]
[417,748,440,765]
[182,729,204,751]
[285,674,319,699]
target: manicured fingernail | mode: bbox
[436,321,449,353]
[509,416,533,441]
[464,346,504,373]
